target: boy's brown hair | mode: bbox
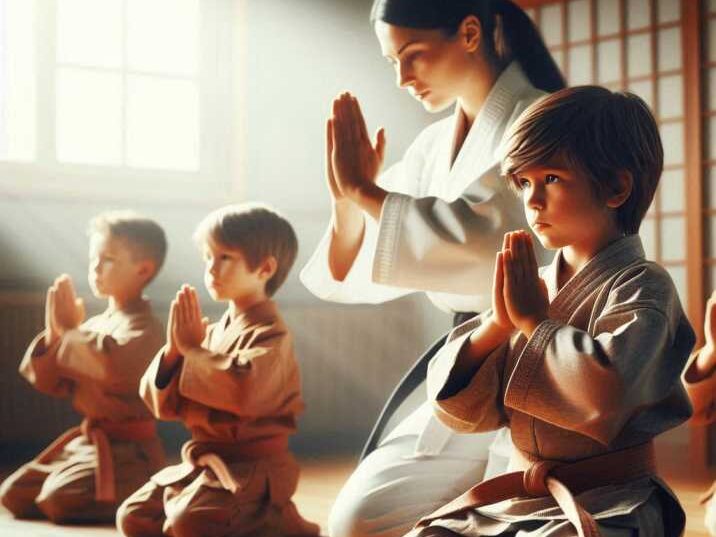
[502,85,663,234]
[194,203,298,297]
[88,211,168,281]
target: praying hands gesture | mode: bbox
[328,92,387,219]
[165,285,208,363]
[44,274,85,346]
[689,291,716,381]
[492,231,550,338]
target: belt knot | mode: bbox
[523,460,559,497]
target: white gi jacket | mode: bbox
[301,63,550,456]
[301,61,549,315]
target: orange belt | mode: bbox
[182,437,289,494]
[35,418,157,503]
[415,442,657,537]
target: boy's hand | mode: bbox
[330,93,385,201]
[490,234,515,335]
[44,285,60,346]
[172,285,208,356]
[501,231,549,338]
[164,298,181,362]
[695,291,716,379]
[52,275,85,333]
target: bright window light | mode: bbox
[56,0,123,68]
[127,0,199,76]
[0,0,36,161]
[127,75,199,170]
[56,67,123,165]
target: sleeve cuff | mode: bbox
[504,319,561,410]
[373,192,409,285]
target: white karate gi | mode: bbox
[301,62,549,537]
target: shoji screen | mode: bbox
[525,0,689,306]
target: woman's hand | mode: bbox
[501,231,549,338]
[326,118,348,205]
[330,93,386,205]
[172,285,208,356]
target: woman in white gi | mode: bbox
[301,1,564,536]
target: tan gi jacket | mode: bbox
[9,297,165,513]
[138,299,313,526]
[425,235,694,535]
[22,296,164,423]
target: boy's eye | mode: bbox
[405,51,420,61]
[518,178,531,189]
[545,174,560,184]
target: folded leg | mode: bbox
[116,479,166,537]
[0,461,51,519]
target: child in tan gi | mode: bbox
[0,212,168,523]
[409,87,695,536]
[683,291,716,536]
[117,203,320,537]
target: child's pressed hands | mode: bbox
[502,231,550,338]
[52,275,85,335]
[44,284,60,346]
[164,297,181,362]
[490,233,515,335]
[691,291,716,381]
[172,285,208,356]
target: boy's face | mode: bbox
[202,237,266,303]
[515,164,616,251]
[88,232,150,300]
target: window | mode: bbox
[0,0,236,199]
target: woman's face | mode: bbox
[374,20,474,113]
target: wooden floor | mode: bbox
[0,456,714,536]
[0,457,355,536]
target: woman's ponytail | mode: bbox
[495,0,566,92]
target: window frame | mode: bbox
[0,0,241,204]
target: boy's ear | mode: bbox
[606,171,633,209]
[459,15,482,53]
[137,259,156,284]
[257,255,278,282]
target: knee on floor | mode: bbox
[0,483,41,520]
[328,492,383,537]
[116,500,155,537]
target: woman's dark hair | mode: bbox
[370,0,565,93]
